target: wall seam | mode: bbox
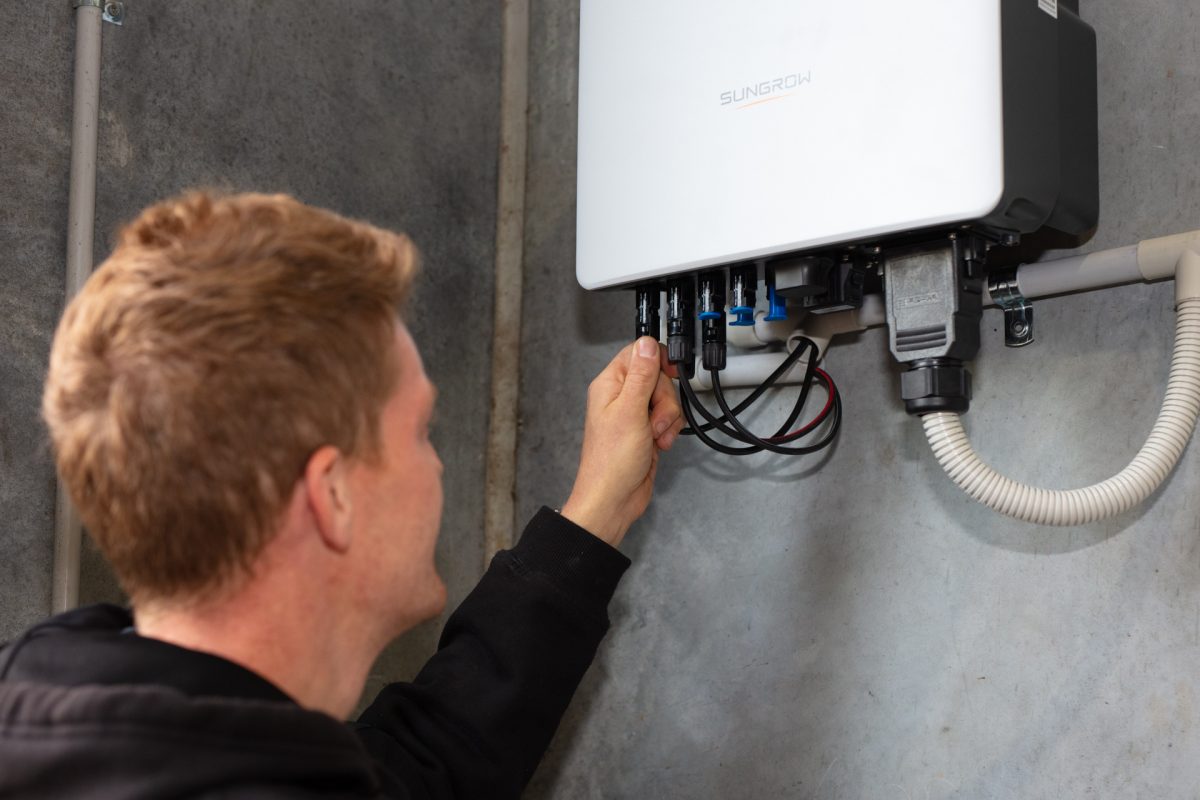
[483,0,530,567]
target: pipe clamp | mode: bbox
[73,0,124,25]
[988,269,1034,347]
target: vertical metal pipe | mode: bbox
[483,0,530,566]
[53,2,105,613]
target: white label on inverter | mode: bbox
[1038,0,1058,18]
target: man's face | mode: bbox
[348,323,446,633]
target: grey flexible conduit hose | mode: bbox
[921,251,1200,525]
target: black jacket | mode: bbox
[0,508,629,799]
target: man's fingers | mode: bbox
[595,341,678,405]
[656,415,685,450]
[588,341,637,406]
[616,336,663,409]
[649,371,681,438]
[659,343,680,380]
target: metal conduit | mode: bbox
[53,0,109,612]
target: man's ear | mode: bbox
[303,445,354,554]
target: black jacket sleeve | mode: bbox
[354,507,631,799]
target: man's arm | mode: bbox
[355,508,627,798]
[354,337,683,798]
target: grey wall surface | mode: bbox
[518,2,1200,798]
[0,4,73,642]
[0,0,501,699]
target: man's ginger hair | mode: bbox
[43,192,418,605]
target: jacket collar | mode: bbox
[0,603,293,704]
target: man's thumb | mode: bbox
[620,337,662,406]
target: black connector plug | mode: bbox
[635,285,661,340]
[698,270,727,372]
[666,277,695,379]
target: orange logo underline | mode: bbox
[735,92,795,110]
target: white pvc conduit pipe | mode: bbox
[923,247,1200,525]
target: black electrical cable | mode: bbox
[679,367,748,440]
[681,371,763,453]
[678,380,763,456]
[679,370,841,455]
[680,337,818,437]
[675,337,842,456]
[711,368,841,455]
[759,341,821,439]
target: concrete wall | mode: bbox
[519,2,1200,798]
[0,4,72,642]
[0,0,501,697]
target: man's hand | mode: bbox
[560,336,685,548]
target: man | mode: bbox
[0,192,684,797]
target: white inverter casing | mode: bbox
[576,0,1097,290]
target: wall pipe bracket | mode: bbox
[72,0,124,26]
[988,268,1035,347]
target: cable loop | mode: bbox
[678,336,842,456]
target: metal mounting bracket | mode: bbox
[73,0,124,25]
[988,269,1034,347]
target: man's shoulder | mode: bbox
[0,677,383,798]
[0,606,389,799]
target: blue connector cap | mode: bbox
[729,306,755,326]
[765,282,788,322]
[697,310,722,321]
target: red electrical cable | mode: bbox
[767,368,837,443]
